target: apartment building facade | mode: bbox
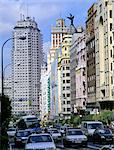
[47,19,69,71]
[75,32,87,110]
[70,27,84,113]
[12,17,43,115]
[95,0,114,110]
[58,35,72,119]
[86,4,97,105]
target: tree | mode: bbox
[0,95,12,149]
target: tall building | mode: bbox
[50,49,60,119]
[95,0,114,110]
[47,19,69,71]
[86,4,97,105]
[4,75,12,100]
[112,0,114,97]
[40,62,48,120]
[12,16,43,115]
[58,35,72,119]
[75,32,87,110]
[70,27,84,113]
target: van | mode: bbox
[81,121,103,137]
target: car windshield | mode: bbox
[98,129,112,134]
[67,130,83,135]
[88,123,103,129]
[8,128,16,131]
[28,135,52,143]
[16,131,30,137]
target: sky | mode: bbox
[0,0,97,75]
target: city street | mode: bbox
[8,137,104,150]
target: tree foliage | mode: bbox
[0,95,12,149]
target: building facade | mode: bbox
[40,63,49,120]
[47,19,69,71]
[112,0,114,97]
[70,27,84,113]
[58,35,72,119]
[95,0,114,110]
[12,16,43,115]
[86,4,97,105]
[75,32,87,110]
[4,75,12,100]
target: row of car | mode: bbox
[7,120,114,149]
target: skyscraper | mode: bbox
[47,19,69,71]
[86,4,97,105]
[95,0,114,110]
[12,16,43,115]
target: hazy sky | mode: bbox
[0,0,97,72]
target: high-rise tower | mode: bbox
[12,16,43,115]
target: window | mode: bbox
[63,73,65,77]
[110,50,112,57]
[67,108,70,112]
[110,23,112,31]
[66,67,69,70]
[63,101,65,104]
[66,73,70,76]
[109,10,112,18]
[110,36,112,44]
[67,101,70,104]
[66,80,70,83]
[100,4,102,13]
[111,76,113,84]
[67,93,70,97]
[63,80,65,83]
[63,87,65,90]
[111,63,112,71]
[63,94,65,98]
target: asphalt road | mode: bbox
[9,141,100,150]
[9,136,114,150]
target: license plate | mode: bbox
[75,140,81,143]
[106,138,111,141]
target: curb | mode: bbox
[56,144,65,149]
[88,145,100,150]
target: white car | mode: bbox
[81,121,103,137]
[25,133,56,150]
[63,128,87,148]
[49,129,61,141]
[100,145,114,150]
[7,127,16,137]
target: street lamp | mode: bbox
[1,36,26,98]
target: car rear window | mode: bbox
[67,130,83,135]
[8,128,16,131]
[28,135,52,143]
[98,129,112,134]
[16,131,30,137]
[88,123,103,129]
[52,130,59,133]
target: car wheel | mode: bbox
[63,140,68,148]
[83,142,87,147]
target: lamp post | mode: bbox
[1,36,26,98]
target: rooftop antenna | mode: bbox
[26,0,29,17]
[60,11,62,19]
[23,14,25,20]
[20,13,22,21]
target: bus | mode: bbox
[17,115,41,130]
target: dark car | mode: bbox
[14,129,31,147]
[93,128,113,144]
